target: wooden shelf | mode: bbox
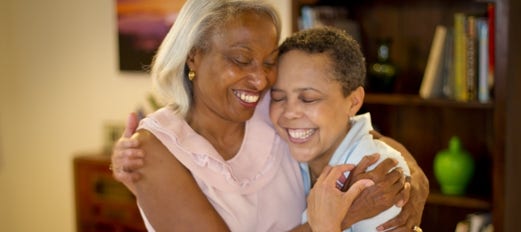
[364,93,494,109]
[427,192,491,210]
[292,0,521,230]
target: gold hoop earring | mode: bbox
[188,70,196,81]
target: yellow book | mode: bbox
[454,13,468,101]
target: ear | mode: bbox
[186,48,198,71]
[348,87,365,116]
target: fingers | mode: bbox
[318,164,355,188]
[373,168,405,204]
[123,112,140,138]
[343,179,374,203]
[366,158,399,183]
[396,182,411,207]
[376,181,416,232]
[342,154,379,191]
[112,146,144,170]
[352,154,380,178]
[111,135,144,183]
[114,137,140,150]
[113,165,143,182]
[111,153,143,183]
[357,153,381,171]
[376,210,409,232]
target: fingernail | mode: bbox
[376,226,384,231]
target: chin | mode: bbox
[290,151,314,163]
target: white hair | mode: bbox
[151,0,281,117]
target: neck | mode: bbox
[307,124,351,185]
[307,154,333,186]
[187,109,245,161]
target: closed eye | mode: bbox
[233,57,252,66]
[300,97,319,103]
[263,61,276,69]
[270,90,285,102]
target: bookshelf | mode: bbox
[291,0,521,231]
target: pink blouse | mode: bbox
[138,97,305,231]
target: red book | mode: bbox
[487,3,495,91]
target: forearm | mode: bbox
[378,135,429,201]
[371,130,429,228]
[371,130,429,195]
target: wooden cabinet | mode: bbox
[292,0,521,231]
[74,155,146,232]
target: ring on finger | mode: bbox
[412,226,423,232]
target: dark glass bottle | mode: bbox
[368,39,397,93]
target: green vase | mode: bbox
[433,136,475,195]
[368,38,397,93]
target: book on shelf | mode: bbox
[420,25,448,99]
[420,9,493,103]
[486,3,495,100]
[477,18,490,102]
[453,12,468,101]
[299,5,362,44]
[466,15,478,101]
[442,28,455,99]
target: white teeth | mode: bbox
[234,91,259,103]
[288,129,315,139]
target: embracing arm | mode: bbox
[335,131,429,231]
[306,165,375,232]
[132,129,229,231]
[371,131,429,231]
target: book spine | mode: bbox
[454,13,468,101]
[487,3,495,96]
[442,28,455,99]
[466,16,478,101]
[477,18,490,102]
[420,25,447,99]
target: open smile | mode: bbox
[233,90,260,104]
[287,128,316,142]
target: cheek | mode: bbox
[314,107,348,133]
[267,69,278,87]
[269,104,281,124]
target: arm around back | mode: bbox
[371,131,429,231]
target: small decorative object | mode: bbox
[434,136,475,195]
[368,38,397,93]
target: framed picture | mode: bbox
[116,0,185,71]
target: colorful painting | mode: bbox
[116,0,185,71]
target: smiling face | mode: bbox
[187,11,279,123]
[270,50,363,167]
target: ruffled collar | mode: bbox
[140,96,283,194]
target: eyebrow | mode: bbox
[271,86,322,94]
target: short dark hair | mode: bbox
[278,26,366,96]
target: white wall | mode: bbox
[0,0,291,231]
[0,0,12,226]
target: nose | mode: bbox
[248,64,275,91]
[281,99,302,120]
